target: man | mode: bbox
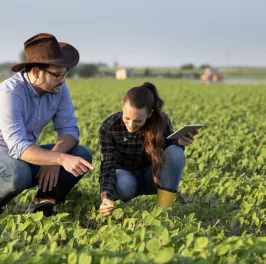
[0,33,93,216]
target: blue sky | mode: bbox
[1,0,266,67]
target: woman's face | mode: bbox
[122,101,152,133]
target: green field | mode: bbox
[1,79,266,263]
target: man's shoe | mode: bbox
[25,197,56,217]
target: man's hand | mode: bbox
[36,154,94,192]
[61,154,94,176]
[37,165,60,192]
[178,131,198,146]
[100,198,115,216]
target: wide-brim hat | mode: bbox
[11,33,79,72]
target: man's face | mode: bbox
[122,101,152,133]
[33,65,68,94]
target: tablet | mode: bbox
[167,124,204,140]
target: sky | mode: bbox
[1,0,266,67]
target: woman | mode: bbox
[99,82,196,216]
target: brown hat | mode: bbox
[11,33,79,72]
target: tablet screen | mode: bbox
[167,124,204,140]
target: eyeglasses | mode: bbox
[41,68,69,81]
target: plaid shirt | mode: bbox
[99,112,181,200]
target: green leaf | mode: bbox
[33,212,43,222]
[154,248,174,263]
[112,208,124,220]
[161,229,169,246]
[68,252,77,264]
[199,163,205,172]
[50,241,57,254]
[119,232,131,243]
[98,225,108,234]
[257,156,264,164]
[215,244,230,256]
[18,220,31,232]
[146,238,161,252]
[186,233,194,248]
[78,253,92,264]
[152,206,163,217]
[140,227,145,242]
[194,237,209,250]
[138,242,146,252]
[59,225,67,240]
[144,215,154,226]
[73,228,87,239]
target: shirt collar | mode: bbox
[19,70,40,98]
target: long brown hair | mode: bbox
[123,82,165,186]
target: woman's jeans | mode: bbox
[0,144,92,208]
[113,145,185,201]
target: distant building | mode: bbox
[115,68,134,80]
[116,68,126,80]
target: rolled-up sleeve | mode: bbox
[99,124,117,201]
[0,91,33,159]
[52,84,79,142]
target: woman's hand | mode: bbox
[100,198,115,216]
[178,131,198,146]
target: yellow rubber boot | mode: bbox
[156,188,176,208]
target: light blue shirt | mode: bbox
[0,71,79,159]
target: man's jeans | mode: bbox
[0,144,92,208]
[113,145,185,201]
